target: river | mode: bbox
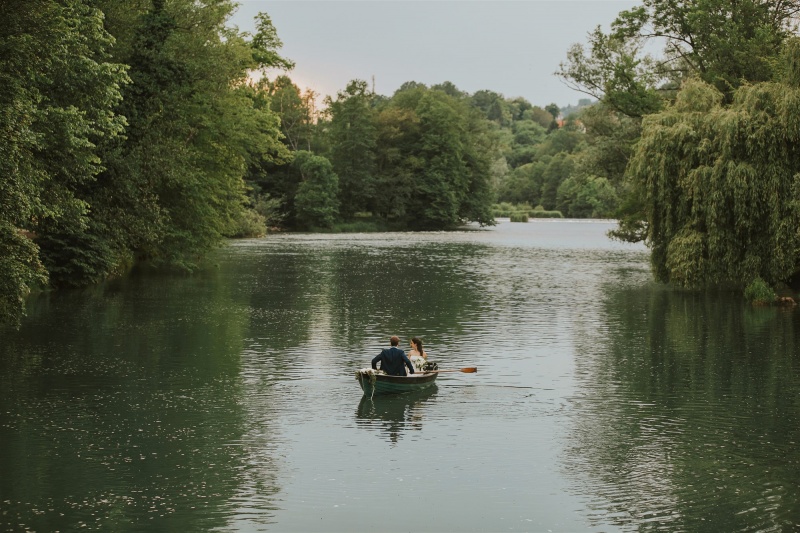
[1,220,799,532]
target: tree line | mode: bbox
[7,0,790,325]
[252,78,497,232]
[2,0,610,326]
[253,79,613,231]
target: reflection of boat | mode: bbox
[356,386,438,443]
[355,369,438,396]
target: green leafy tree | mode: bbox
[572,103,644,239]
[524,106,556,129]
[559,26,664,119]
[293,151,339,229]
[86,2,289,272]
[242,80,295,225]
[471,90,512,126]
[371,85,495,229]
[268,75,315,151]
[535,128,584,158]
[541,153,576,210]
[556,175,619,218]
[0,227,47,328]
[431,81,467,99]
[408,90,496,228]
[250,12,295,72]
[573,103,640,186]
[457,100,497,226]
[0,0,127,322]
[408,91,470,228]
[633,41,800,288]
[499,160,549,206]
[373,105,419,221]
[610,0,796,101]
[559,0,800,243]
[507,97,534,121]
[507,120,547,167]
[327,80,378,218]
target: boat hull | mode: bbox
[356,370,438,396]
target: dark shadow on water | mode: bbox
[355,386,438,444]
[565,283,800,532]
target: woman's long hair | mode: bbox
[411,337,425,358]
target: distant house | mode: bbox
[555,117,586,133]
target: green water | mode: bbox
[1,220,799,532]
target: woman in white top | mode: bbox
[408,337,427,371]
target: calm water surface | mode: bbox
[2,220,799,532]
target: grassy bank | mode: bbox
[492,202,563,220]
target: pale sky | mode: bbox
[230,1,641,107]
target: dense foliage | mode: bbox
[634,46,800,288]
[560,0,800,292]
[1,0,128,323]
[0,0,289,325]
[560,0,800,243]
[13,0,792,322]
[257,80,502,231]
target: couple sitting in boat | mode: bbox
[371,335,428,376]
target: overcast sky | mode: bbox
[229,1,640,107]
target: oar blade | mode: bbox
[461,367,477,373]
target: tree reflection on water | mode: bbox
[0,269,282,532]
[565,283,800,531]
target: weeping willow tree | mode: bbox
[631,39,800,289]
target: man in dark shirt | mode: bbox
[372,335,415,376]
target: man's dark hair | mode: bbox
[390,335,400,346]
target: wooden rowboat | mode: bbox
[355,369,438,396]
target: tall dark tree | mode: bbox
[540,153,575,210]
[327,80,378,218]
[383,87,494,229]
[268,76,315,152]
[471,90,512,126]
[293,151,339,230]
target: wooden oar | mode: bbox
[431,367,477,374]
